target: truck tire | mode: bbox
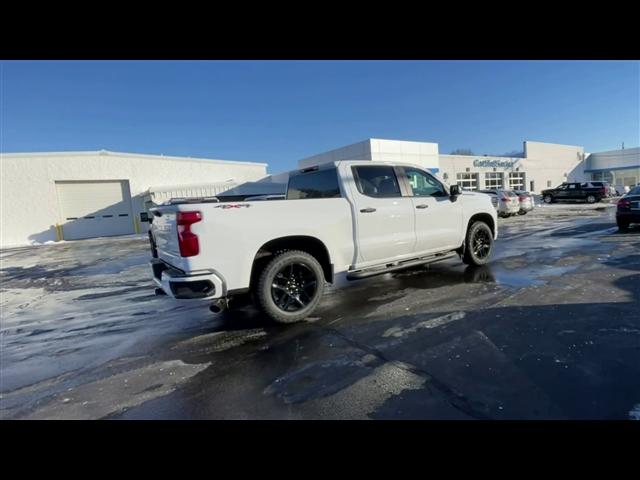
[586,194,596,204]
[462,221,494,266]
[256,250,325,324]
[617,219,629,232]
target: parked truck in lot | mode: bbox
[149,161,498,323]
[540,182,605,204]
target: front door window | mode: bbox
[404,168,448,197]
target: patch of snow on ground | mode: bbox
[0,236,216,393]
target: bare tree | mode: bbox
[502,150,524,158]
[450,149,475,155]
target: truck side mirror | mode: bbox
[450,184,461,197]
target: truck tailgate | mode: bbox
[150,207,182,265]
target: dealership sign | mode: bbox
[473,159,520,169]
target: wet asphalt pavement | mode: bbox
[1,202,639,420]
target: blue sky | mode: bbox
[2,60,638,173]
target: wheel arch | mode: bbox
[250,235,333,288]
[467,212,495,238]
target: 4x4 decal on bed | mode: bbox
[214,204,251,209]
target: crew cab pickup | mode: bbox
[540,182,605,204]
[149,161,498,323]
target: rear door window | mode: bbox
[352,166,402,198]
[287,169,341,200]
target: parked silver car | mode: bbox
[478,189,520,217]
[513,190,535,215]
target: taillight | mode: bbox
[519,195,526,201]
[617,199,631,209]
[177,211,202,257]
[148,231,158,258]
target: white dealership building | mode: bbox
[0,150,267,247]
[299,138,588,193]
[1,140,638,247]
[298,138,639,194]
[583,147,640,191]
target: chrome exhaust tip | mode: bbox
[209,299,228,313]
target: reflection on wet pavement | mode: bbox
[1,204,639,419]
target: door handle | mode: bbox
[416,204,429,209]
[360,207,377,213]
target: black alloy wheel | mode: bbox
[256,250,325,323]
[462,221,494,266]
[472,227,492,260]
[271,262,318,312]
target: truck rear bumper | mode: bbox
[616,211,640,223]
[151,259,224,300]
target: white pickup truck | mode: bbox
[149,161,498,323]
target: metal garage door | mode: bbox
[56,181,135,240]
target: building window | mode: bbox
[547,180,552,188]
[508,172,526,190]
[485,172,503,189]
[591,171,613,183]
[456,172,479,191]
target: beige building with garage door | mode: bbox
[0,150,267,247]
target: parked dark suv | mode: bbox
[541,182,604,204]
[616,185,640,231]
[583,181,612,197]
